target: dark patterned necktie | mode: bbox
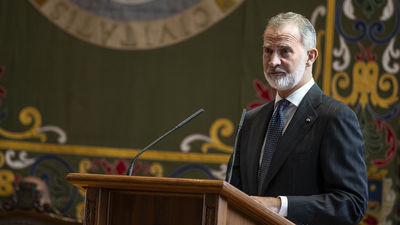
[258,99,290,193]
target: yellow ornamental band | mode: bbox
[0,107,46,142]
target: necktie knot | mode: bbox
[277,99,290,112]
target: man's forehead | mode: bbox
[263,26,301,46]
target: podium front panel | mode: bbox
[108,191,203,225]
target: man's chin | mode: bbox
[265,78,290,90]
[273,85,293,91]
[267,81,295,91]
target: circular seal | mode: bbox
[29,0,245,50]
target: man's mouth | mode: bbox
[268,71,285,76]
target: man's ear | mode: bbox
[306,48,318,67]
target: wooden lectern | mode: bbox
[67,173,294,225]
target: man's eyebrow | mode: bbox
[278,44,293,49]
[263,44,293,49]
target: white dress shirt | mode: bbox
[259,78,315,217]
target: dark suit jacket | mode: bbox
[229,84,368,225]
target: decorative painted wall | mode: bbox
[0,0,398,224]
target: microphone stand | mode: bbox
[127,109,205,176]
[226,108,247,183]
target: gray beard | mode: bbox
[264,58,306,91]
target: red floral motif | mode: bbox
[115,161,127,175]
[370,119,396,166]
[247,79,276,110]
[360,214,378,225]
[89,159,151,175]
[131,162,151,176]
[0,87,6,97]
[89,159,127,175]
[356,42,377,61]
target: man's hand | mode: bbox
[250,196,281,213]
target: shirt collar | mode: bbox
[275,78,315,107]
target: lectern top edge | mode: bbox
[67,173,295,225]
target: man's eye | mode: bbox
[264,48,272,54]
[281,49,290,55]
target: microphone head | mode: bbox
[176,108,205,128]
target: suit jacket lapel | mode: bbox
[245,102,274,195]
[260,84,323,193]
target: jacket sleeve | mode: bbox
[287,107,368,225]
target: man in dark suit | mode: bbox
[228,12,368,225]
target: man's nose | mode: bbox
[269,52,281,67]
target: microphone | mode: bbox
[226,108,247,183]
[127,108,205,176]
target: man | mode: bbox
[228,12,368,225]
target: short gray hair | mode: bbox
[265,12,316,50]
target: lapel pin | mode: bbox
[306,117,311,123]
